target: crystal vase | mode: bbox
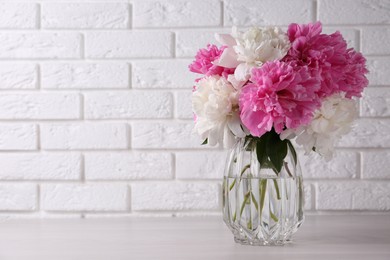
[222,135,304,246]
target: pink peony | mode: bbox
[189,44,235,77]
[239,61,321,137]
[284,22,368,98]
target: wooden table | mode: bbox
[0,215,389,259]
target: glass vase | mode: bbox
[222,136,304,246]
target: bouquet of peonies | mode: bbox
[189,22,368,163]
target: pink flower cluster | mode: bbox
[189,22,369,139]
[189,44,234,78]
[284,22,368,99]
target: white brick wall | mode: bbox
[0,0,388,217]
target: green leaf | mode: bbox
[201,139,208,145]
[266,130,288,174]
[256,135,268,166]
[287,140,297,166]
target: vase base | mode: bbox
[233,236,290,246]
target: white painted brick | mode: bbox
[338,119,390,148]
[0,124,37,150]
[176,151,226,179]
[85,31,172,58]
[41,184,129,211]
[362,151,390,179]
[176,29,229,58]
[133,0,220,28]
[0,3,36,29]
[42,3,129,29]
[132,60,197,89]
[41,63,129,89]
[304,183,312,210]
[322,28,359,50]
[41,123,128,150]
[0,184,37,211]
[132,122,202,149]
[366,58,390,86]
[0,63,36,89]
[85,152,172,180]
[0,153,81,180]
[175,90,193,119]
[84,91,173,119]
[300,151,358,179]
[362,27,390,55]
[224,0,314,26]
[132,182,219,210]
[0,33,81,59]
[319,0,390,25]
[317,182,390,210]
[361,87,390,117]
[0,93,80,119]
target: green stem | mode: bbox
[284,162,294,178]
[229,179,236,191]
[240,164,250,176]
[273,179,281,200]
[229,164,250,191]
[270,211,279,222]
[250,192,259,211]
[259,179,267,214]
[240,191,251,217]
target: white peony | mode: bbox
[215,26,290,81]
[292,93,358,160]
[192,76,246,148]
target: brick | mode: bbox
[0,93,80,119]
[41,123,128,150]
[42,3,129,29]
[176,29,230,58]
[361,87,390,117]
[0,63,36,89]
[84,91,173,119]
[362,27,390,55]
[300,151,358,179]
[85,31,172,58]
[0,3,36,29]
[304,183,312,210]
[317,181,390,210]
[132,122,202,149]
[175,91,193,119]
[132,182,219,210]
[0,33,81,59]
[319,0,390,25]
[362,151,390,179]
[0,153,81,180]
[132,60,197,89]
[323,28,359,50]
[0,124,37,150]
[85,152,172,180]
[366,58,390,86]
[338,119,390,148]
[0,184,37,210]
[41,184,129,211]
[41,63,129,89]
[224,0,314,26]
[133,0,220,28]
[176,151,226,179]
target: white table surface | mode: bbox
[0,215,389,260]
